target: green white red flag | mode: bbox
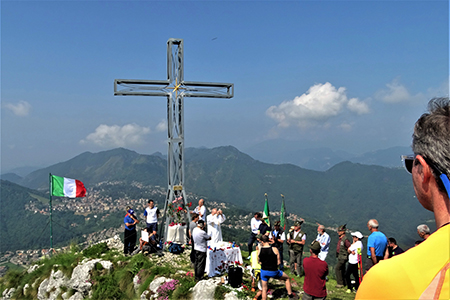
[51,175,86,198]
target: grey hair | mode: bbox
[412,97,450,193]
[368,219,379,228]
[417,224,431,234]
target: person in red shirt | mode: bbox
[303,241,328,300]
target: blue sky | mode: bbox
[1,1,448,172]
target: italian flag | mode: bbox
[51,175,86,198]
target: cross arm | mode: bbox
[114,79,170,96]
[181,81,234,99]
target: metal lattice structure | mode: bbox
[114,38,233,246]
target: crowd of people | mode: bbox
[121,98,450,300]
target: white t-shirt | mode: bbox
[251,218,262,234]
[292,230,306,241]
[144,207,159,223]
[269,230,286,241]
[348,240,363,264]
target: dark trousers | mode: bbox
[345,263,360,291]
[277,246,284,270]
[302,292,326,300]
[289,250,303,275]
[190,241,196,264]
[335,259,347,286]
[195,251,207,280]
[124,229,137,254]
[248,233,258,254]
[365,256,383,272]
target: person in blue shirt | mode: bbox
[124,207,139,255]
[365,219,388,272]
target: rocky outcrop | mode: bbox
[191,277,222,300]
[69,258,113,296]
[37,269,70,300]
[1,288,15,300]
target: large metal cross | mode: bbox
[114,38,233,246]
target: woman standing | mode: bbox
[346,231,364,293]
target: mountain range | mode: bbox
[244,140,411,171]
[1,146,434,252]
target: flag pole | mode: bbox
[280,194,286,232]
[49,173,53,252]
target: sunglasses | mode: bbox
[401,155,415,174]
[401,154,450,197]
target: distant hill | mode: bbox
[0,172,22,184]
[244,140,410,171]
[19,148,167,190]
[10,146,434,251]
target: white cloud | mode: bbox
[266,82,369,129]
[4,100,31,116]
[375,78,411,103]
[347,97,370,114]
[80,123,151,147]
[155,120,167,132]
[339,122,353,131]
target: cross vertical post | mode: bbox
[114,38,233,248]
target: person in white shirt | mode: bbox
[192,220,211,281]
[316,224,331,261]
[207,208,226,245]
[247,212,262,259]
[346,231,364,293]
[144,199,159,239]
[192,198,206,221]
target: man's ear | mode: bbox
[415,155,433,183]
[415,155,436,196]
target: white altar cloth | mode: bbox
[167,224,187,244]
[205,242,243,277]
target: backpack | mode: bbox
[168,243,184,254]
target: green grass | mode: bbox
[0,245,357,300]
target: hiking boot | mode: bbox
[288,292,298,299]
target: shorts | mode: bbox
[147,222,158,233]
[260,269,283,282]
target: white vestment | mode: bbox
[207,214,226,245]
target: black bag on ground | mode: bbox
[228,266,243,288]
[168,243,184,254]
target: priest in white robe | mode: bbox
[207,208,226,245]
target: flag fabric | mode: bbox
[51,175,86,198]
[263,194,270,227]
[280,194,286,231]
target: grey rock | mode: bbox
[69,258,113,296]
[149,276,168,293]
[1,288,15,300]
[133,274,141,295]
[23,283,30,296]
[68,292,84,300]
[140,290,150,300]
[191,278,222,300]
[224,291,240,300]
[37,269,69,300]
[27,264,40,274]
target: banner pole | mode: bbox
[49,173,53,252]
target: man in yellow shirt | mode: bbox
[356,97,450,300]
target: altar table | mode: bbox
[205,242,243,277]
